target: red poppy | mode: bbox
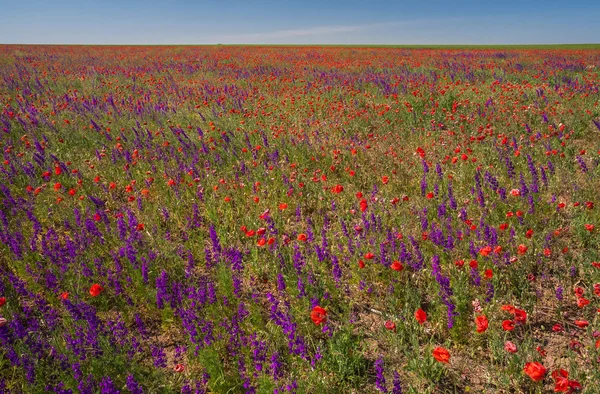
[60,292,69,300]
[524,362,547,382]
[384,320,396,331]
[364,252,375,260]
[484,269,493,279]
[513,309,527,324]
[551,369,571,393]
[358,260,365,269]
[432,347,450,363]
[279,203,288,210]
[174,364,185,373]
[502,320,515,331]
[0,297,5,307]
[574,320,589,328]
[577,297,590,308]
[381,176,389,184]
[390,261,403,271]
[479,246,492,256]
[517,244,528,255]
[359,199,368,212]
[89,284,103,297]
[415,309,427,324]
[297,233,307,242]
[310,306,327,326]
[585,224,595,232]
[536,346,547,357]
[525,229,534,238]
[475,315,489,333]
[331,184,344,194]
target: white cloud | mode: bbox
[208,22,402,44]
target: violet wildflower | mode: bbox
[374,357,387,392]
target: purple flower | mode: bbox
[375,357,387,392]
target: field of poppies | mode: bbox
[1,45,600,393]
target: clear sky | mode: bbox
[1,0,599,45]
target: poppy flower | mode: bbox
[89,284,103,297]
[0,297,5,307]
[384,320,396,331]
[475,315,489,333]
[552,324,563,332]
[174,364,185,373]
[524,362,547,382]
[574,320,589,328]
[331,184,344,194]
[585,224,595,232]
[364,252,375,260]
[510,189,521,196]
[310,306,327,326]
[381,176,389,184]
[60,292,69,300]
[513,309,527,324]
[484,269,493,279]
[525,229,534,238]
[358,260,365,269]
[479,246,492,256]
[432,347,450,363]
[257,238,266,247]
[415,309,427,324]
[577,297,590,308]
[536,346,547,357]
[359,199,368,212]
[504,341,518,353]
[518,244,528,255]
[551,369,573,393]
[390,261,403,271]
[502,320,515,331]
[297,233,307,242]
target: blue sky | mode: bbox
[1,0,599,44]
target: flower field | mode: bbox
[1,45,600,393]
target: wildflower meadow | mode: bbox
[1,45,600,393]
